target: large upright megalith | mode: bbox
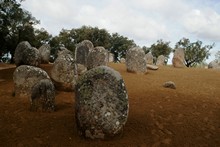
[31,79,55,112]
[75,40,94,66]
[126,46,147,74]
[38,44,51,64]
[14,41,41,67]
[172,48,185,68]
[75,66,129,139]
[156,55,166,66]
[13,65,50,97]
[51,48,77,91]
[87,46,108,70]
[145,52,154,65]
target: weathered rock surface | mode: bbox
[13,65,50,97]
[145,52,154,65]
[108,52,114,62]
[147,64,159,70]
[31,79,55,112]
[87,46,108,70]
[208,60,220,69]
[172,48,185,68]
[156,55,166,66]
[126,46,147,74]
[75,66,129,139]
[51,48,77,91]
[38,44,51,64]
[75,40,94,66]
[163,81,176,89]
[120,58,125,63]
[14,41,41,67]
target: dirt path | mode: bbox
[0,63,220,146]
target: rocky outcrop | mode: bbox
[75,66,129,139]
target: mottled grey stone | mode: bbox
[75,40,94,66]
[172,48,185,68]
[120,58,125,63]
[108,52,114,62]
[38,44,51,64]
[31,79,55,112]
[126,46,147,74]
[163,81,176,89]
[208,60,220,69]
[51,48,77,91]
[14,41,41,67]
[75,66,129,139]
[13,65,50,97]
[87,46,108,70]
[147,64,159,70]
[145,52,154,65]
[156,55,166,66]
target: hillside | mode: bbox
[0,63,220,146]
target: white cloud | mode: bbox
[21,0,220,62]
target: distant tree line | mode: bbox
[0,0,215,67]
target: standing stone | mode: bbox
[75,40,94,66]
[120,58,126,63]
[38,44,51,64]
[126,46,147,74]
[156,55,166,66]
[108,52,114,62]
[31,79,55,112]
[145,52,154,65]
[172,48,185,68]
[75,66,129,139]
[208,60,220,69]
[13,65,50,97]
[87,46,108,70]
[14,41,41,67]
[51,48,77,91]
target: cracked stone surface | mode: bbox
[75,66,129,139]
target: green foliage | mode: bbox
[110,33,135,61]
[215,51,220,62]
[175,38,214,67]
[150,39,172,59]
[0,0,40,62]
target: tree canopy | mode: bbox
[149,39,172,63]
[175,38,214,67]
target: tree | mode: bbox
[175,38,214,67]
[0,0,40,63]
[34,28,52,48]
[215,51,220,62]
[150,39,172,63]
[109,33,135,61]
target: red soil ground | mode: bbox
[0,63,220,146]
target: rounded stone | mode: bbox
[75,40,94,66]
[38,44,51,64]
[126,46,147,74]
[87,46,108,70]
[156,55,166,66]
[14,41,41,67]
[51,48,77,91]
[145,52,154,65]
[31,79,55,112]
[13,65,50,97]
[75,66,129,139]
[172,48,185,68]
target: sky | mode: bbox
[21,0,220,63]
